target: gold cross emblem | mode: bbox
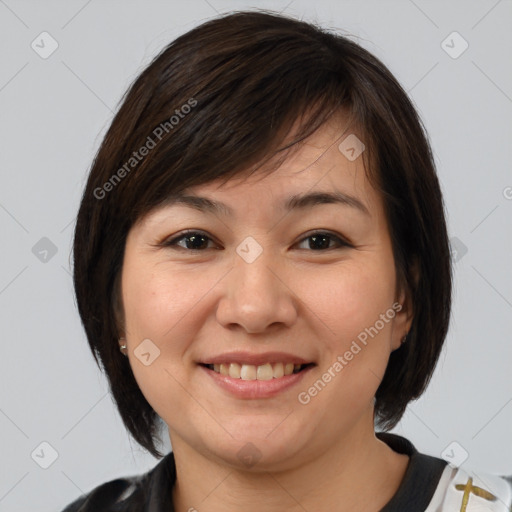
[455,477,497,511]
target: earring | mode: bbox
[401,333,408,345]
[119,337,128,356]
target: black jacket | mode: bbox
[60,433,458,511]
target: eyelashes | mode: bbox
[160,229,352,252]
[162,230,216,251]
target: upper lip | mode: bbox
[199,351,314,366]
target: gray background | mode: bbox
[0,1,511,510]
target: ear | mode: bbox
[391,258,419,351]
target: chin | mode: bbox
[198,416,315,472]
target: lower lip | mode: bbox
[200,365,313,399]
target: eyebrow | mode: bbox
[164,190,370,217]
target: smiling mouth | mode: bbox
[201,362,315,380]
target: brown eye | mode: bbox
[296,231,350,251]
[163,231,217,251]
[161,230,350,252]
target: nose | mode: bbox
[215,246,298,334]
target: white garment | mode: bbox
[425,465,512,511]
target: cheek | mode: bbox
[297,256,397,409]
[120,260,197,420]
[302,257,396,342]
[121,259,212,339]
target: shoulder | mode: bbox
[59,452,176,512]
[376,432,512,512]
[426,464,512,511]
[60,476,143,512]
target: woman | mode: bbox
[63,10,512,512]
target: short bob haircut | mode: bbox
[73,10,452,458]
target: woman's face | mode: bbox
[120,119,412,471]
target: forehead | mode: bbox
[132,116,385,233]
[172,119,376,214]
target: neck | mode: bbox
[170,411,409,512]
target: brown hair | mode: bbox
[73,10,452,458]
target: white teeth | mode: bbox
[256,363,273,380]
[210,362,306,380]
[240,364,257,380]
[273,362,284,378]
[228,363,241,379]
